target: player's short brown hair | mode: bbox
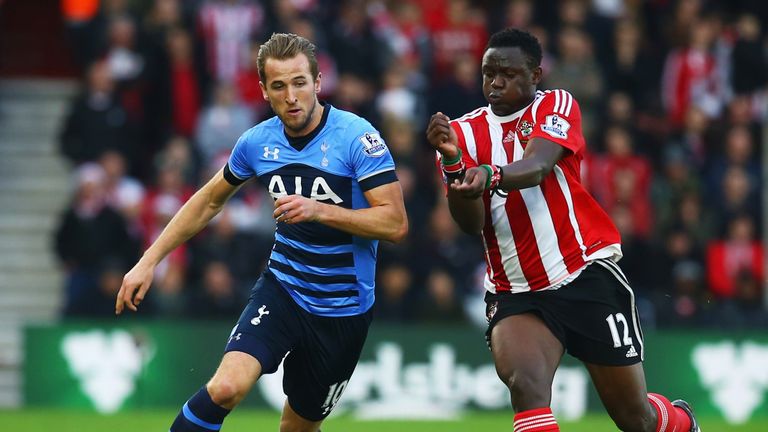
[257,33,319,83]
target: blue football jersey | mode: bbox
[226,104,397,317]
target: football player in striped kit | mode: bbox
[427,28,700,432]
[117,33,407,432]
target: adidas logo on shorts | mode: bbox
[626,345,638,358]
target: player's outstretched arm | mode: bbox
[272,181,408,243]
[115,168,244,314]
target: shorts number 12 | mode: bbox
[606,313,632,348]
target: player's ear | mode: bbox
[315,72,322,94]
[259,81,269,101]
[531,66,543,86]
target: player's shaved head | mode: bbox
[486,28,542,71]
[258,33,319,83]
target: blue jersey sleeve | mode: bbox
[347,122,397,191]
[226,128,256,182]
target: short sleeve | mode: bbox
[348,125,397,191]
[529,90,585,155]
[226,129,256,184]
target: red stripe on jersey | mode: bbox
[499,138,551,290]
[482,194,510,291]
[472,117,512,291]
[539,174,586,274]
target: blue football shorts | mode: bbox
[225,271,372,420]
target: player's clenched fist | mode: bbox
[426,112,460,159]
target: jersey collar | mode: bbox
[485,98,535,123]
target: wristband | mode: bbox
[480,164,503,190]
[441,149,465,179]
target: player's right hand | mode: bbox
[115,261,155,314]
[451,166,487,199]
[426,112,460,159]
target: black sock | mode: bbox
[170,386,231,431]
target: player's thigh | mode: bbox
[280,400,323,432]
[283,310,372,422]
[490,313,564,381]
[489,313,564,406]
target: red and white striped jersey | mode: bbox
[447,89,622,294]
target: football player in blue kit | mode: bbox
[116,33,408,432]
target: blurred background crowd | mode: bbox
[50,0,766,329]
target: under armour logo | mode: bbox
[229,332,242,342]
[250,305,270,325]
[263,146,280,160]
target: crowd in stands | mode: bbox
[54,0,767,328]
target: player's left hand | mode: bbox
[450,166,487,199]
[274,194,321,224]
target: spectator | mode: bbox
[543,26,604,140]
[730,14,767,96]
[417,268,468,323]
[99,149,146,240]
[376,63,419,123]
[195,82,254,163]
[146,27,204,140]
[706,214,764,300]
[197,0,265,82]
[60,61,138,167]
[186,260,245,319]
[428,53,486,120]
[327,0,391,84]
[54,163,139,316]
[604,19,661,110]
[590,126,653,238]
[661,16,723,129]
[426,0,488,80]
[374,262,416,322]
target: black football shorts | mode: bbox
[485,258,645,366]
[225,271,372,420]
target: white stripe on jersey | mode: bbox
[531,91,546,120]
[553,165,588,259]
[515,134,569,284]
[564,91,574,116]
[456,106,485,122]
[594,259,645,361]
[488,119,528,290]
[458,122,478,164]
[554,90,561,113]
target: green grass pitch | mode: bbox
[1,409,766,431]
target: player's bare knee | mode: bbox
[206,378,246,408]
[502,370,550,409]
